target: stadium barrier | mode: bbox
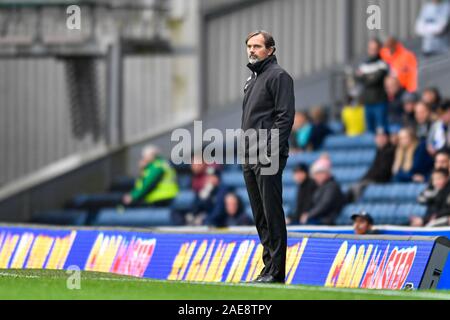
[0,224,448,291]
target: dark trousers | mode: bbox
[243,156,288,281]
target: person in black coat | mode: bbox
[308,106,332,150]
[241,31,295,284]
[355,38,389,133]
[411,169,450,227]
[301,159,344,225]
[222,193,253,227]
[286,163,317,225]
[347,128,396,202]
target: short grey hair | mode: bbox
[142,145,160,158]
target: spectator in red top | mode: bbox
[380,37,418,93]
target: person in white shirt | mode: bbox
[416,0,450,56]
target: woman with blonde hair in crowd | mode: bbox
[392,127,434,183]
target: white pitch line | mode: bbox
[1,271,449,300]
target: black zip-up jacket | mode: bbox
[356,55,389,105]
[241,55,295,159]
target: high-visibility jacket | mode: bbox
[380,43,418,93]
[130,157,179,204]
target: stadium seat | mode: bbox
[333,166,368,184]
[283,186,297,209]
[93,208,172,227]
[286,150,376,169]
[222,171,246,188]
[361,183,427,203]
[322,134,375,150]
[235,187,250,205]
[171,190,196,211]
[337,203,398,225]
[177,174,192,190]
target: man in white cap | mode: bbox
[300,157,345,225]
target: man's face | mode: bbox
[384,37,397,54]
[353,217,372,235]
[441,110,450,124]
[435,154,450,170]
[293,170,307,184]
[139,151,155,169]
[385,77,400,96]
[403,101,416,114]
[415,103,430,124]
[225,195,239,217]
[422,90,437,106]
[247,34,273,65]
[432,173,448,191]
[312,171,330,186]
[375,133,388,149]
[367,40,380,57]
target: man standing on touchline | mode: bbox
[241,30,295,284]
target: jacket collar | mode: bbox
[247,55,277,74]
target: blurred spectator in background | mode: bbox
[415,0,450,57]
[418,150,450,207]
[286,163,317,225]
[190,154,222,194]
[384,76,406,125]
[355,38,389,133]
[427,100,450,155]
[392,127,434,183]
[422,87,442,112]
[351,211,379,235]
[308,106,332,150]
[414,101,434,141]
[347,128,395,202]
[411,168,450,227]
[290,111,312,152]
[300,157,344,225]
[187,167,229,226]
[341,95,366,137]
[380,37,418,93]
[400,91,419,127]
[123,145,179,207]
[210,192,252,227]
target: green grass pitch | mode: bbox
[0,269,449,300]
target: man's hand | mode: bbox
[123,194,133,205]
[285,217,292,225]
[300,213,309,225]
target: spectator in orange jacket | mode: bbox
[380,37,418,93]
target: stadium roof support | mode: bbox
[0,0,172,58]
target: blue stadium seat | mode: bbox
[286,150,376,169]
[328,120,344,134]
[337,203,398,225]
[323,134,375,150]
[93,208,172,227]
[235,187,250,205]
[283,186,297,209]
[286,152,320,167]
[171,190,196,211]
[244,204,291,219]
[329,150,376,166]
[222,171,246,188]
[177,174,192,190]
[333,166,368,184]
[361,183,427,203]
